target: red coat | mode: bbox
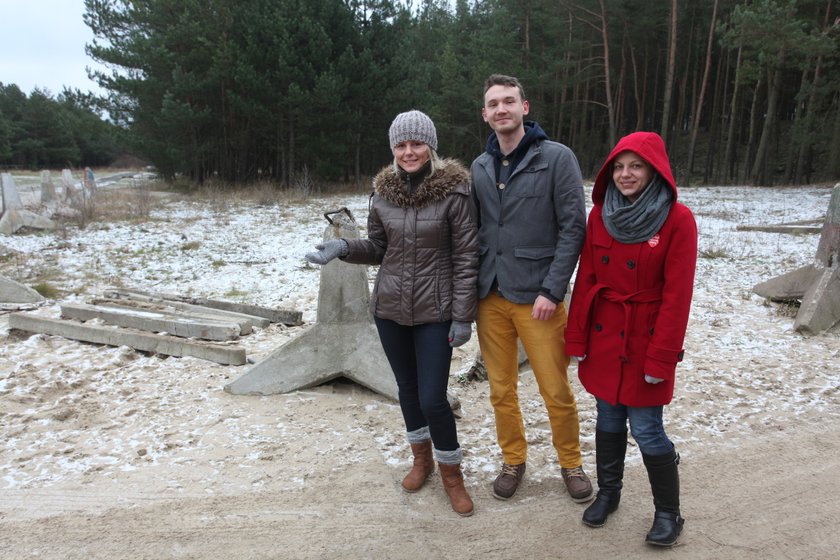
[566,132,697,406]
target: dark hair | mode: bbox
[483,74,526,101]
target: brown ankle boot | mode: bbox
[402,441,434,493]
[438,462,474,517]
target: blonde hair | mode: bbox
[392,146,443,175]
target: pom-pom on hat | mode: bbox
[388,110,438,151]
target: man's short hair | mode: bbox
[483,74,526,101]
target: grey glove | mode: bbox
[448,321,472,348]
[644,374,664,384]
[305,239,348,265]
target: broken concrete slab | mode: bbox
[91,297,255,335]
[60,302,241,341]
[753,264,821,301]
[0,208,57,234]
[0,276,44,303]
[103,287,302,326]
[101,290,270,330]
[8,312,246,365]
[193,298,302,326]
[753,183,840,334]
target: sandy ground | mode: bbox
[1,325,838,560]
[1,180,840,559]
[1,381,838,560]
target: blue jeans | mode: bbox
[595,398,673,456]
[374,317,458,451]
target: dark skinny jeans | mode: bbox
[374,317,458,451]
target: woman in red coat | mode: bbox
[565,131,697,547]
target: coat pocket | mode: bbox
[513,245,555,260]
[513,245,555,288]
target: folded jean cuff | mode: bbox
[434,447,463,465]
[406,426,431,444]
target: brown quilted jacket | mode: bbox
[343,158,478,326]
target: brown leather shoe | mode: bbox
[438,462,474,517]
[492,463,526,500]
[562,466,594,503]
[402,440,434,493]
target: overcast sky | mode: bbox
[0,0,107,96]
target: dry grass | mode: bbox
[59,185,163,229]
[31,282,61,299]
[182,176,371,209]
[699,246,731,259]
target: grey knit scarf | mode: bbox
[602,173,673,244]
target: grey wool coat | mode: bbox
[470,139,586,304]
[343,158,479,326]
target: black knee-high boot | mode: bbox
[642,449,684,547]
[582,430,627,528]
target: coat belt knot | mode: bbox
[574,283,662,362]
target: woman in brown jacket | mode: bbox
[306,110,479,516]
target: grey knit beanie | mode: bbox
[388,110,438,151]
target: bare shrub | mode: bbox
[53,181,165,227]
[292,165,318,199]
[193,178,230,213]
[69,189,97,229]
[254,181,278,206]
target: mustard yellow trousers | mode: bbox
[476,292,583,467]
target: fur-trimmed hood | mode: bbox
[342,156,478,326]
[373,158,470,208]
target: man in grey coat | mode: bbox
[470,74,592,503]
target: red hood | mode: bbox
[593,131,677,204]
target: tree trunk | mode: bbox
[724,44,743,184]
[523,1,531,70]
[615,30,627,133]
[660,0,678,144]
[787,69,810,183]
[553,12,574,141]
[750,57,784,185]
[830,92,840,179]
[686,0,719,185]
[288,117,295,188]
[704,44,728,184]
[629,42,641,130]
[354,132,361,186]
[742,78,762,184]
[598,0,616,147]
[794,0,831,184]
[569,53,584,154]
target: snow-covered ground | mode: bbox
[0,178,838,522]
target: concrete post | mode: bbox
[753,184,840,334]
[225,208,400,400]
[1,173,23,213]
[41,170,56,204]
